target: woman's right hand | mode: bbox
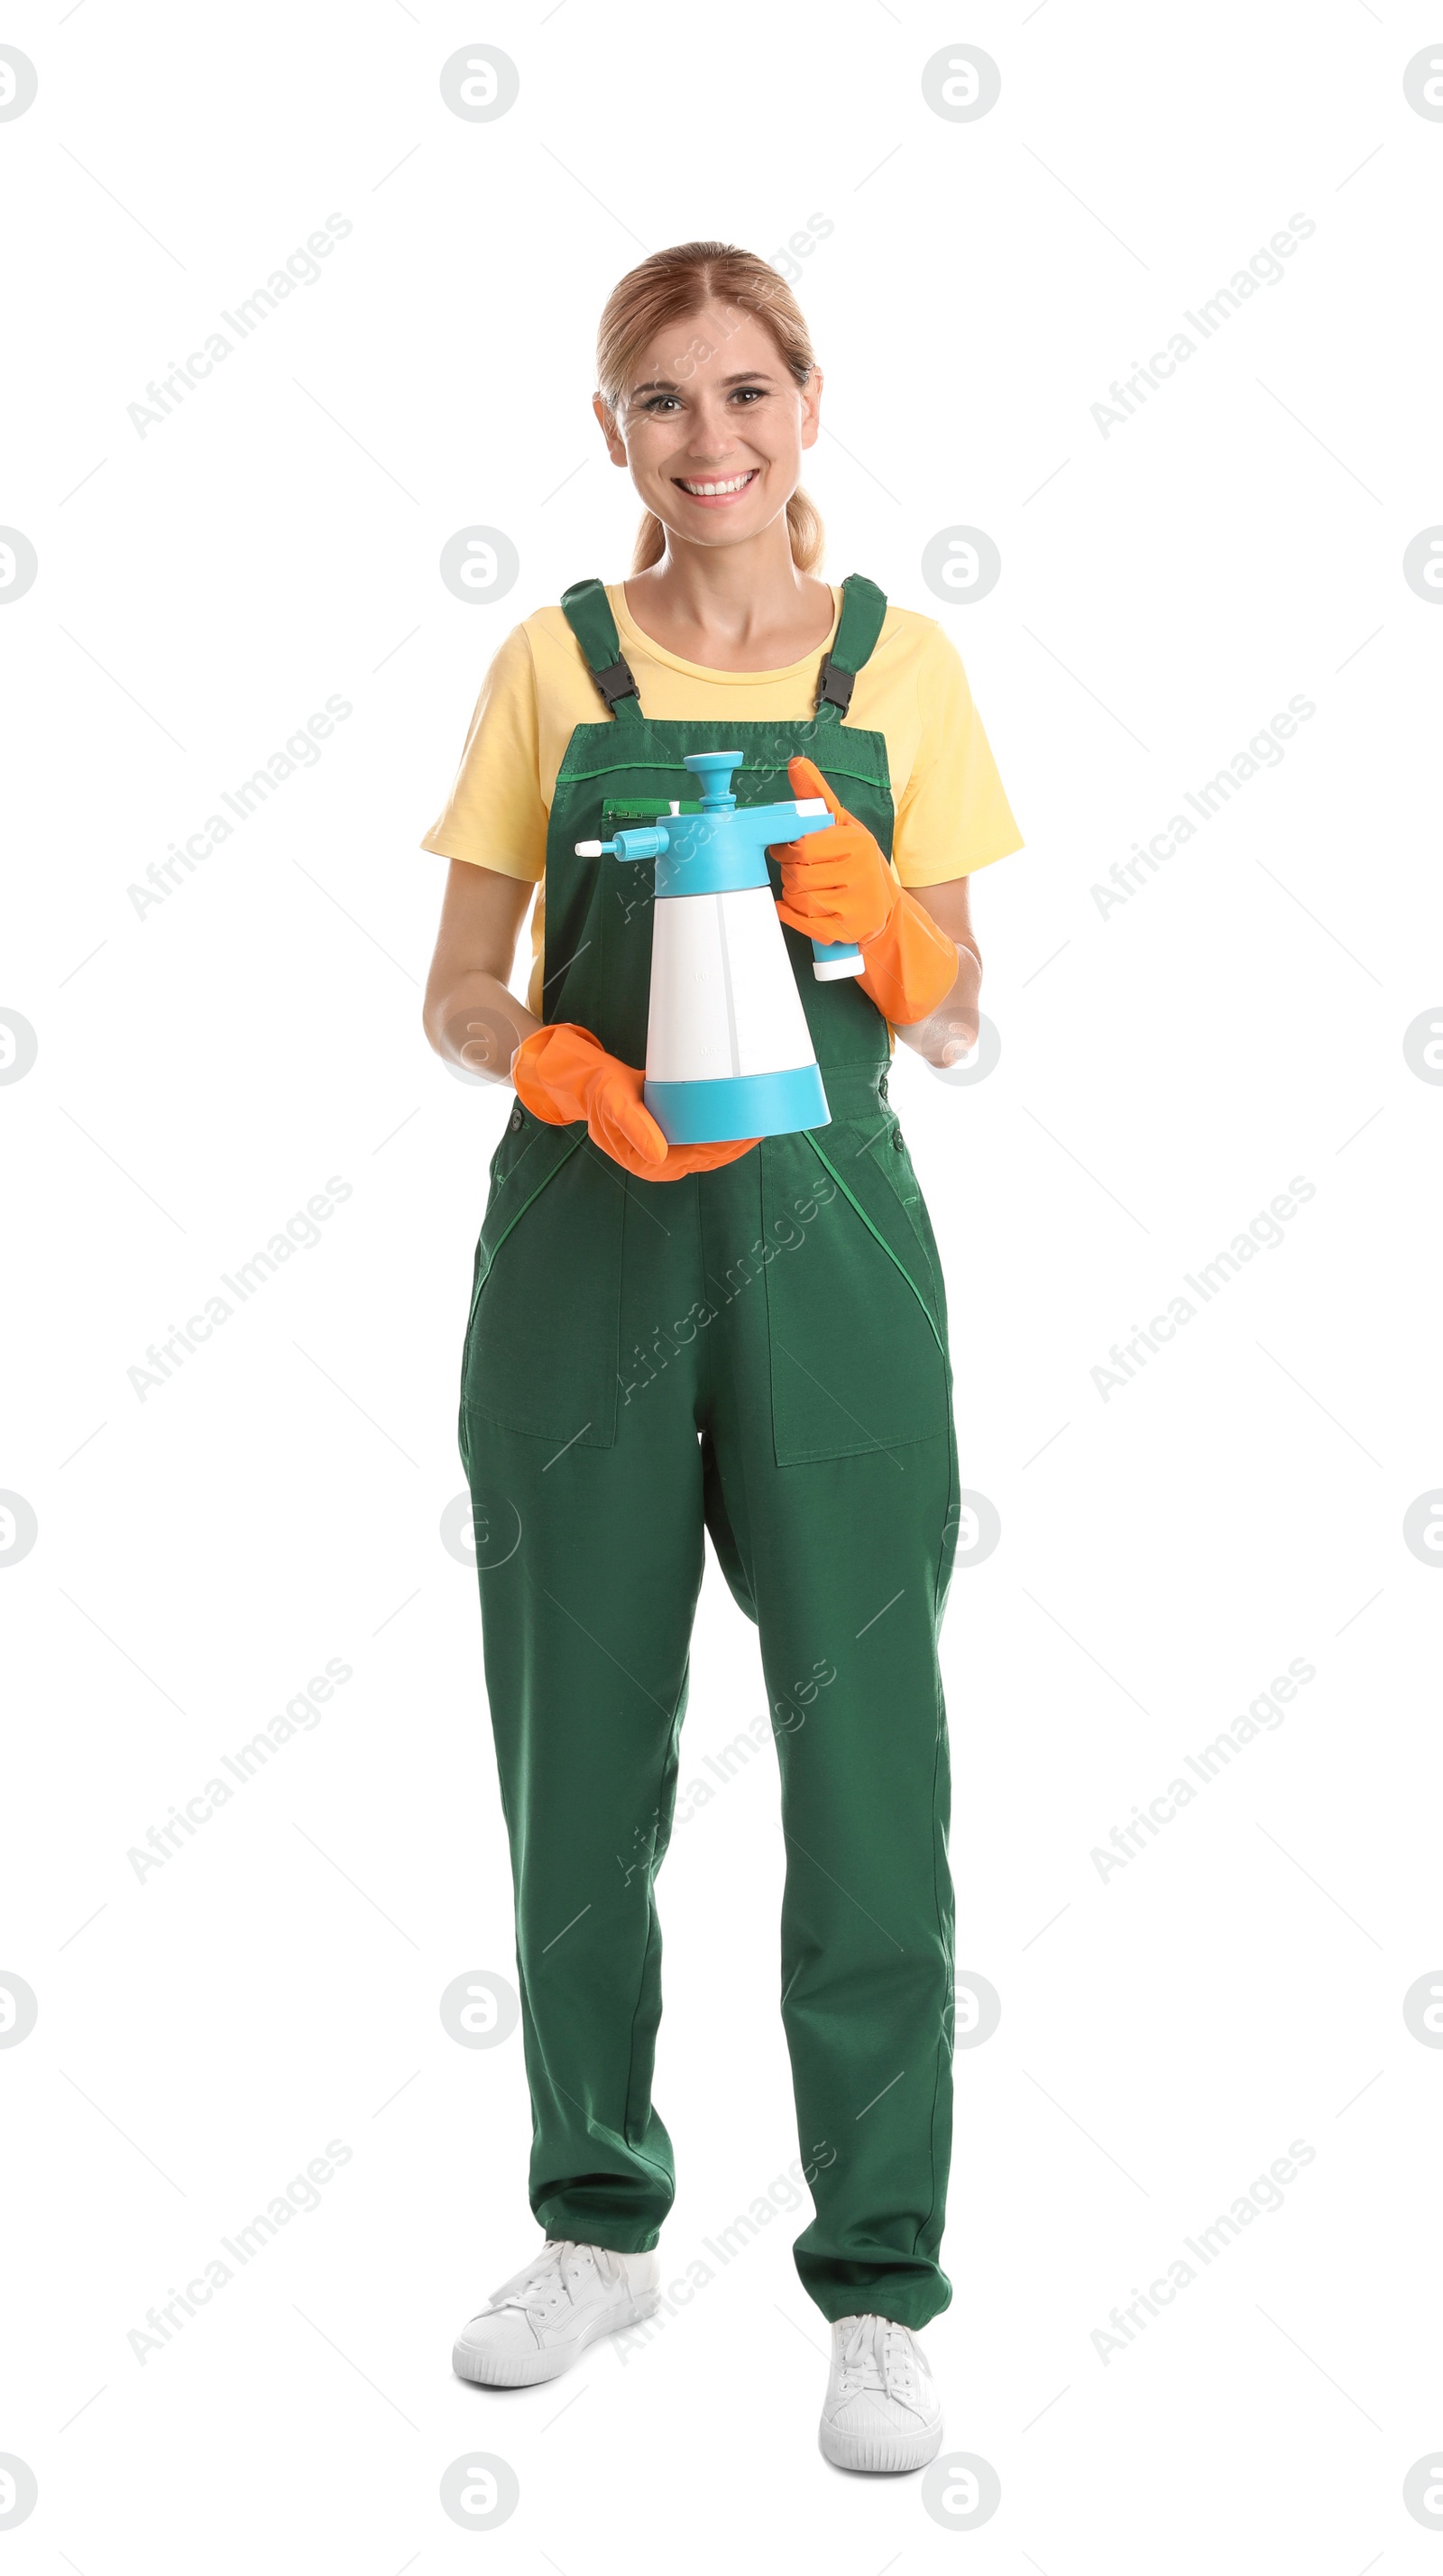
[512,1024,758,1182]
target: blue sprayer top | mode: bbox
[580,751,832,900]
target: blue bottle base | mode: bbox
[645,1063,831,1144]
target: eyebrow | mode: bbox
[629,369,777,395]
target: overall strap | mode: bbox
[558,576,642,723]
[813,574,887,723]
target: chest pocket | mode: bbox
[759,1118,952,1467]
[461,1115,624,1454]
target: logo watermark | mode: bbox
[922,526,1002,605]
[128,696,354,920]
[1090,2139,1316,2363]
[0,1008,38,1081]
[0,2456,38,2530]
[126,216,354,438]
[126,2140,354,2361]
[955,1971,1002,2046]
[612,2148,838,2365]
[928,1010,1000,1085]
[439,1971,519,2048]
[125,1177,354,1401]
[126,1660,354,1881]
[1403,48,1443,117]
[439,2453,519,2529]
[0,1492,39,1567]
[1089,216,1317,438]
[0,46,37,119]
[1403,1973,1443,2046]
[1089,1177,1316,1401]
[1093,697,1316,919]
[1090,1658,1317,1883]
[0,527,38,601]
[1404,2453,1443,2528]
[922,2452,1002,2529]
[439,527,519,604]
[764,211,833,287]
[1402,529,1443,600]
[921,46,1001,121]
[1404,1493,1443,1565]
[619,1172,839,1404]
[439,47,519,121]
[1403,1008,1443,1081]
[0,1973,39,2047]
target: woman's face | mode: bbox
[595,302,821,553]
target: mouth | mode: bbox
[672,468,760,506]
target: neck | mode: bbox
[629,518,813,651]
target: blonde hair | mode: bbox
[594,241,823,575]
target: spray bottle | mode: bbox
[575,751,862,1145]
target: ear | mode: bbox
[799,364,823,455]
[593,392,629,469]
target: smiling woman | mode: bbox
[421,236,1025,2478]
[593,242,827,594]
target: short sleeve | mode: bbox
[420,623,548,882]
[892,627,1023,886]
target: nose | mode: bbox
[679,391,742,464]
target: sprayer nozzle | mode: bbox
[574,840,608,858]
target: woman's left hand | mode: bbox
[769,757,900,948]
[772,755,963,1034]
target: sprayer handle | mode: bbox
[763,801,865,981]
[811,939,865,982]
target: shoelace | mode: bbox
[836,2314,924,2407]
[485,2239,625,2322]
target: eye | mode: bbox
[730,386,766,404]
[639,392,682,413]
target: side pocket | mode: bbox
[760,1128,951,1466]
[462,1121,624,1449]
[874,1121,951,1344]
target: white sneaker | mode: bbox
[453,2238,660,2387]
[819,2314,943,2471]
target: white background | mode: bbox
[4,2,1442,2566]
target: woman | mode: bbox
[421,241,1021,2472]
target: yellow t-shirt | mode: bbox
[422,582,1022,1017]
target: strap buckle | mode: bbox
[814,654,855,715]
[591,657,639,712]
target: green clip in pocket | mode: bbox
[600,798,703,827]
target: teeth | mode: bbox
[679,472,755,495]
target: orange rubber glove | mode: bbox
[772,757,960,1028]
[511,1023,758,1183]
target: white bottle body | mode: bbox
[645,888,818,1084]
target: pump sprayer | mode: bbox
[574,751,863,1145]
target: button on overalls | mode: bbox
[461,575,961,2328]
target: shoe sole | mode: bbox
[819,2416,943,2474]
[453,2289,660,2387]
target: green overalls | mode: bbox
[460,575,960,2328]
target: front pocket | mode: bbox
[462,1121,624,1449]
[760,1123,952,1466]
